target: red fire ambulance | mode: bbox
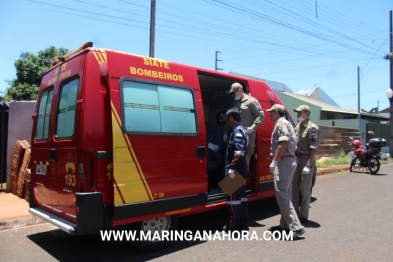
[28,42,295,249]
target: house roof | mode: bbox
[294,87,340,107]
[282,92,359,114]
[282,92,390,120]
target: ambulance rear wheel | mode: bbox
[128,215,178,251]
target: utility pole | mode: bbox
[377,100,380,137]
[215,51,223,71]
[389,11,393,157]
[384,11,393,157]
[149,0,156,58]
[358,66,361,137]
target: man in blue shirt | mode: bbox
[225,107,249,232]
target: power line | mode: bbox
[249,0,384,54]
[212,0,383,56]
[23,0,389,86]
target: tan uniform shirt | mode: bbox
[270,117,297,157]
[226,94,264,147]
[295,120,319,154]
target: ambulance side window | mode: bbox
[56,78,79,138]
[122,80,197,134]
[35,89,53,140]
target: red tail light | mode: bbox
[375,149,381,153]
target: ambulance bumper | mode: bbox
[29,207,77,235]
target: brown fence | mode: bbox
[317,125,359,158]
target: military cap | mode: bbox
[227,82,243,94]
[294,105,311,113]
[266,104,285,113]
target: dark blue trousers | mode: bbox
[226,161,249,231]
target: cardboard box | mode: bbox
[218,170,246,195]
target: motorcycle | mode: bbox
[348,136,386,174]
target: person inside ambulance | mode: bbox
[224,82,264,168]
[224,107,249,232]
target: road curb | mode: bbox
[317,167,350,176]
[316,160,393,176]
[0,216,44,231]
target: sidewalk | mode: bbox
[0,191,43,230]
[0,161,389,231]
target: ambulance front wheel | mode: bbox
[128,215,179,251]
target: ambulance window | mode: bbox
[35,89,53,140]
[122,81,197,134]
[56,78,78,138]
[159,86,196,133]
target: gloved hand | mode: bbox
[302,164,311,175]
[247,127,254,134]
[228,169,235,179]
[269,160,277,174]
[223,134,228,142]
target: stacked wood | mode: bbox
[317,125,359,159]
[10,140,31,196]
[16,148,31,198]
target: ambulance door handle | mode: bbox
[50,148,57,161]
[196,146,206,159]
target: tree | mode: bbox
[4,46,68,101]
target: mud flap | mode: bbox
[76,192,104,234]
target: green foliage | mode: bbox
[4,83,39,100]
[339,148,345,158]
[4,46,68,101]
[316,149,351,168]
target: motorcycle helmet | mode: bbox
[351,140,362,148]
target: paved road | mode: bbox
[1,163,392,262]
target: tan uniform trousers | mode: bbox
[245,132,256,167]
[274,156,302,231]
[292,155,313,219]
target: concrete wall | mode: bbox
[6,101,36,193]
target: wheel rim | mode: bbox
[140,216,171,241]
[368,158,378,173]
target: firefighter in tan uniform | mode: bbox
[267,104,304,239]
[224,82,264,167]
[292,105,319,223]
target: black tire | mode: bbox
[128,215,178,251]
[349,158,357,172]
[368,157,380,174]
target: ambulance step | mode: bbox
[29,207,77,234]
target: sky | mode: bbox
[0,0,392,111]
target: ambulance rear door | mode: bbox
[32,54,86,223]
